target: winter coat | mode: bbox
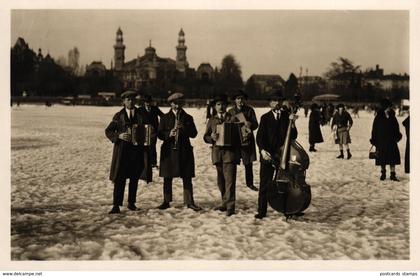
[139,105,164,132]
[158,109,197,178]
[402,116,409,173]
[370,109,402,166]
[331,110,353,129]
[256,110,297,163]
[331,110,353,144]
[203,112,241,165]
[138,106,161,183]
[308,109,324,144]
[227,105,258,164]
[105,107,145,182]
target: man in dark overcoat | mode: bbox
[227,90,259,191]
[138,94,164,168]
[308,103,324,152]
[255,91,298,219]
[370,98,402,181]
[105,91,145,214]
[204,94,240,216]
[137,94,163,183]
[157,92,201,211]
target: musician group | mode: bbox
[105,89,297,218]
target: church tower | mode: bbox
[176,28,189,73]
[113,27,125,71]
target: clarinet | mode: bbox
[173,110,181,150]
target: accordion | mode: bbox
[130,124,139,146]
[215,122,240,146]
[234,112,252,146]
[131,124,153,146]
[142,124,152,146]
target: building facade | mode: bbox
[362,64,409,91]
[113,28,195,91]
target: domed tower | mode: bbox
[145,40,156,60]
[176,28,189,72]
[113,27,126,71]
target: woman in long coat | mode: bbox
[402,115,409,174]
[308,103,324,152]
[370,98,402,181]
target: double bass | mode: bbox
[267,106,311,219]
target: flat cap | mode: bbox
[167,92,184,102]
[121,90,138,99]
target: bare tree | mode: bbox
[68,47,80,75]
[215,54,244,95]
[56,55,67,68]
[324,57,361,78]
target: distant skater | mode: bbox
[331,104,353,159]
[308,103,323,152]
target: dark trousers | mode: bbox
[113,177,139,206]
[216,162,237,211]
[257,162,275,216]
[244,163,253,186]
[151,140,157,166]
[163,177,194,205]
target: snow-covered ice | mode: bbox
[11,105,409,260]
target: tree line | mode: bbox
[11,43,408,102]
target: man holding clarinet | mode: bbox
[156,92,201,211]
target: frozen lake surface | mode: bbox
[11,105,409,260]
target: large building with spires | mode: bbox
[112,27,205,91]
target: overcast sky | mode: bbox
[11,10,409,80]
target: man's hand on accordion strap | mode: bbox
[289,114,298,121]
[261,150,272,161]
[119,133,131,142]
[169,129,177,137]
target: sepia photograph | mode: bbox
[2,1,420,273]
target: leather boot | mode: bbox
[336,150,344,159]
[380,170,386,181]
[390,172,399,182]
